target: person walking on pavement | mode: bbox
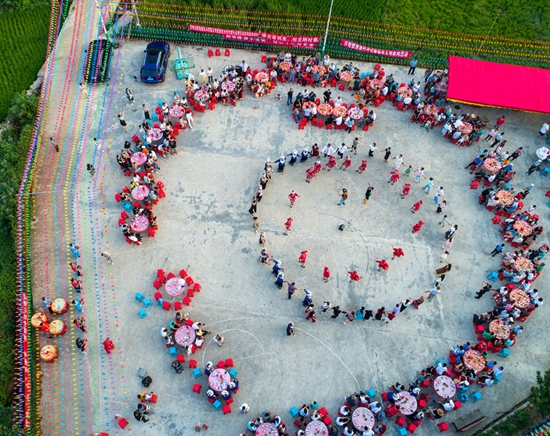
[285,281,303,300]
[337,188,348,205]
[76,337,88,354]
[287,322,295,336]
[475,282,492,299]
[383,147,391,163]
[408,58,418,75]
[287,88,293,106]
[50,137,59,152]
[364,186,374,205]
[491,243,504,257]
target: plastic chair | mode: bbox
[366,389,376,398]
[225,358,234,367]
[289,407,299,418]
[225,48,230,57]
[459,393,469,402]
[487,271,498,282]
[407,423,417,433]
[395,416,406,426]
[222,405,231,414]
[183,297,191,306]
[169,346,177,357]
[193,368,203,378]
[207,49,213,57]
[143,298,152,308]
[193,283,201,293]
[138,309,148,319]
[215,48,221,56]
[179,269,188,279]
[499,348,510,358]
[213,400,222,410]
[153,280,161,290]
[396,428,407,436]
[174,301,182,311]
[135,292,144,302]
[120,211,129,220]
[162,301,171,311]
[470,391,482,402]
[217,361,226,368]
[541,167,550,177]
[437,422,449,432]
[185,276,195,286]
[189,359,197,368]
[192,383,202,393]
[229,368,238,377]
[154,291,162,301]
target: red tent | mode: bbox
[446,56,550,114]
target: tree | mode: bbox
[530,368,550,415]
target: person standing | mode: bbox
[118,111,129,131]
[284,217,294,235]
[491,243,504,257]
[368,143,378,157]
[87,164,95,177]
[101,252,114,265]
[337,143,347,159]
[103,338,115,354]
[423,177,434,194]
[125,88,134,104]
[383,147,391,163]
[538,122,549,138]
[298,250,309,268]
[509,147,523,161]
[323,143,335,157]
[287,88,294,106]
[415,167,426,183]
[337,188,348,205]
[475,282,492,299]
[286,322,295,336]
[434,186,444,204]
[50,137,59,153]
[394,154,404,170]
[76,337,88,354]
[424,285,441,301]
[288,190,300,208]
[143,104,151,121]
[330,305,342,319]
[408,58,418,75]
[213,334,225,347]
[364,186,374,205]
[342,310,355,325]
[285,281,302,300]
[322,267,331,282]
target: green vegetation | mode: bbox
[0,90,38,430]
[479,408,533,436]
[531,368,550,415]
[145,0,550,42]
[0,4,50,120]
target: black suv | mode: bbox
[140,41,170,83]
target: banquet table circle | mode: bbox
[397,86,413,99]
[495,190,514,206]
[175,325,196,346]
[130,152,148,166]
[165,277,186,297]
[209,368,230,392]
[369,79,383,89]
[489,319,511,340]
[40,345,59,362]
[396,391,417,415]
[280,61,293,72]
[31,312,48,328]
[352,406,375,430]
[463,349,486,372]
[130,215,149,233]
[255,72,269,83]
[305,420,328,436]
[255,422,278,436]
[435,81,447,92]
[510,288,530,309]
[149,128,163,145]
[302,101,317,112]
[422,104,439,116]
[317,104,333,116]
[434,375,456,398]
[513,256,533,273]
[340,71,353,82]
[194,89,209,102]
[536,147,550,160]
[169,105,184,120]
[49,319,66,336]
[131,185,149,201]
[458,122,473,134]
[348,107,365,120]
[513,221,533,237]
[51,298,69,315]
[332,106,348,118]
[312,65,326,74]
[482,158,502,173]
[221,81,236,92]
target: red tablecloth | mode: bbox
[256,423,278,436]
[130,215,149,232]
[489,319,511,340]
[130,152,147,165]
[318,104,332,116]
[131,185,149,201]
[348,107,364,120]
[434,375,456,399]
[305,420,328,436]
[332,106,348,118]
[352,407,375,430]
[513,221,533,237]
[510,288,530,308]
[209,368,230,392]
[175,325,196,346]
[396,391,417,415]
[340,71,353,82]
[221,81,236,92]
[165,277,185,297]
[255,72,269,83]
[463,349,486,372]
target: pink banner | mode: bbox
[340,39,412,59]
[189,24,259,38]
[224,33,320,49]
[22,293,30,429]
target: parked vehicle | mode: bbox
[140,41,170,83]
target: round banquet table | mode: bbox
[434,375,456,399]
[318,104,333,116]
[536,147,550,160]
[255,72,269,83]
[148,128,163,145]
[280,61,293,72]
[209,368,230,392]
[130,152,148,166]
[397,86,412,99]
[369,79,383,90]
[495,190,514,206]
[312,65,326,74]
[165,277,185,297]
[130,215,149,233]
[489,319,511,340]
[458,122,473,134]
[435,81,447,92]
[352,407,375,430]
[175,325,196,346]
[131,185,149,201]
[49,319,66,336]
[40,345,59,362]
[305,420,328,436]
[395,391,417,415]
[194,89,209,102]
[422,104,439,116]
[302,101,317,112]
[482,158,502,173]
[340,71,353,82]
[51,298,69,315]
[513,221,533,237]
[348,107,365,120]
[513,257,533,273]
[169,105,184,120]
[510,288,530,308]
[463,349,486,372]
[31,312,48,328]
[332,106,348,118]
[256,422,278,436]
[221,81,236,92]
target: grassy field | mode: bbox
[153,0,550,42]
[0,5,50,120]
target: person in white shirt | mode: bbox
[185,111,194,129]
[403,96,412,105]
[539,122,549,137]
[337,143,347,159]
[394,154,404,170]
[335,116,343,126]
[323,143,335,157]
[240,60,248,73]
[334,96,343,107]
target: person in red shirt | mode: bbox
[284,217,294,235]
[412,220,425,233]
[357,159,368,174]
[391,244,405,260]
[288,190,300,208]
[298,250,309,268]
[340,156,352,170]
[323,266,331,282]
[495,116,505,127]
[375,259,389,271]
[401,183,411,198]
[103,338,115,354]
[347,269,361,282]
[411,199,423,213]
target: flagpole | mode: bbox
[321,0,334,60]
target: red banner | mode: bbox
[189,24,259,38]
[340,39,412,59]
[224,33,320,49]
[22,293,30,429]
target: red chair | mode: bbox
[215,48,221,56]
[492,216,501,224]
[397,103,405,111]
[381,392,389,402]
[325,123,333,130]
[261,55,267,63]
[147,228,156,238]
[189,359,197,368]
[153,280,161,290]
[183,296,191,306]
[338,83,345,91]
[407,423,417,433]
[420,379,430,388]
[118,218,126,227]
[158,275,167,285]
[121,211,129,220]
[395,416,406,426]
[115,193,122,203]
[217,360,226,368]
[470,180,479,189]
[437,422,449,432]
[193,283,201,293]
[385,406,398,417]
[418,399,427,408]
[322,416,331,425]
[225,358,234,367]
[162,301,171,311]
[362,125,370,132]
[225,48,230,57]
[453,400,462,410]
[179,269,188,279]
[192,384,202,393]
[154,291,162,301]
[156,269,165,278]
[185,276,195,286]
[186,289,194,298]
[174,301,182,311]
[209,102,215,111]
[225,397,234,405]
[207,49,213,57]
[166,272,175,279]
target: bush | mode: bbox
[531,368,550,416]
